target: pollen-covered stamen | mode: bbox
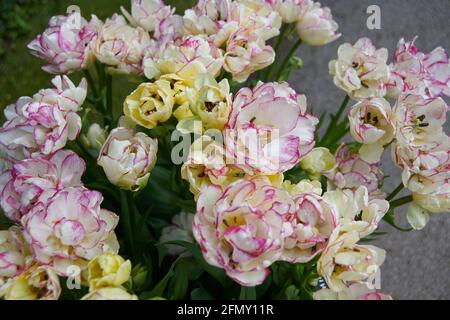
[204,101,217,112]
[363,110,380,126]
[222,213,246,229]
[411,114,430,129]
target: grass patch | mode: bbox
[0,0,196,121]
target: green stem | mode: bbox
[319,95,350,146]
[390,195,413,209]
[275,38,302,81]
[263,24,289,81]
[106,73,113,123]
[386,183,405,201]
[95,61,105,89]
[120,190,135,258]
[326,125,350,147]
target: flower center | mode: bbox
[54,219,86,246]
[222,213,246,228]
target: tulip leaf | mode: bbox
[0,209,12,230]
[255,274,272,299]
[285,285,300,300]
[169,258,190,299]
[239,287,257,300]
[160,240,228,287]
[141,257,181,299]
[191,287,214,300]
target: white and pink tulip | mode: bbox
[97,127,158,192]
[325,144,385,198]
[329,38,390,99]
[281,192,338,263]
[94,14,152,75]
[28,13,100,74]
[0,150,85,222]
[22,187,119,276]
[193,177,294,286]
[348,98,395,163]
[225,81,318,175]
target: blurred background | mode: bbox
[0,0,449,299]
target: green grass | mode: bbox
[0,0,196,121]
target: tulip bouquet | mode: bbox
[0,0,448,301]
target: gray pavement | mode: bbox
[287,0,450,299]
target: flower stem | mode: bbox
[275,38,302,81]
[95,61,105,88]
[120,190,136,258]
[263,23,289,81]
[319,95,350,146]
[105,73,113,123]
[390,195,413,209]
[386,182,405,201]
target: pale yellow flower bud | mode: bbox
[412,189,450,214]
[300,147,336,179]
[186,73,232,131]
[88,252,132,290]
[406,203,430,230]
[124,80,175,129]
[81,123,107,150]
[282,179,322,196]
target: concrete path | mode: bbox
[288,0,450,299]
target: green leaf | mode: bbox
[271,261,292,287]
[283,165,308,184]
[0,209,12,230]
[169,258,190,299]
[255,274,272,299]
[161,241,227,287]
[239,287,256,300]
[174,199,196,213]
[285,285,300,300]
[120,190,135,257]
[141,257,180,299]
[191,287,214,300]
[58,278,89,300]
[130,264,149,292]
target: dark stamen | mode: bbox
[205,101,215,112]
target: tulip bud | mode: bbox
[413,189,450,214]
[295,2,340,46]
[98,127,158,191]
[124,80,175,129]
[406,203,430,230]
[88,252,132,290]
[300,147,336,179]
[81,123,107,150]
